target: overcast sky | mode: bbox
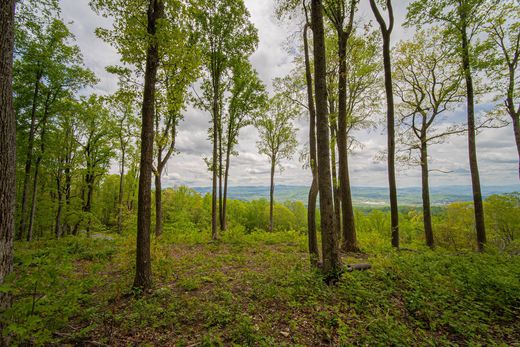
[59,0,519,189]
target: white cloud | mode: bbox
[60,0,519,189]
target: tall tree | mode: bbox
[394,29,464,248]
[152,26,199,237]
[485,0,520,180]
[406,0,498,251]
[108,90,138,235]
[370,0,399,248]
[221,59,266,231]
[311,0,342,280]
[193,0,258,240]
[0,0,16,311]
[91,0,167,290]
[255,94,298,232]
[324,0,359,252]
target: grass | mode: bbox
[2,230,520,346]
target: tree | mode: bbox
[406,0,499,251]
[74,96,114,236]
[324,0,360,252]
[0,0,16,311]
[107,90,138,234]
[485,1,520,180]
[91,0,167,290]
[394,29,465,248]
[311,0,342,280]
[274,0,320,267]
[370,0,399,249]
[221,58,266,231]
[193,0,258,240]
[152,23,199,237]
[255,94,298,232]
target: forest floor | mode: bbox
[3,230,520,346]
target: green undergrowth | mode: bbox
[2,231,519,346]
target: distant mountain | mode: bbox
[192,184,519,207]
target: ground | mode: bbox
[3,230,520,346]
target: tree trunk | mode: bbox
[27,156,41,242]
[134,0,163,291]
[27,99,50,242]
[337,33,358,252]
[55,175,63,239]
[303,22,319,267]
[154,172,162,237]
[269,158,275,232]
[330,122,342,242]
[311,0,341,280]
[506,64,520,180]
[118,147,125,234]
[222,138,232,231]
[512,114,520,180]
[382,33,399,248]
[211,82,219,241]
[460,14,486,251]
[0,0,16,314]
[218,123,224,231]
[18,70,42,241]
[420,139,434,248]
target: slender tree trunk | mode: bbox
[55,175,63,239]
[18,71,42,240]
[27,101,50,242]
[84,174,95,236]
[222,139,232,231]
[460,16,486,251]
[311,0,341,280]
[27,157,41,242]
[134,0,163,291]
[269,158,275,232]
[0,0,16,315]
[154,172,162,237]
[383,34,399,249]
[370,0,399,248]
[303,22,319,267]
[512,114,520,180]
[506,64,520,180]
[420,139,434,248]
[337,33,358,252]
[118,148,125,234]
[211,82,219,240]
[218,124,224,231]
[330,121,341,242]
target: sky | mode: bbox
[59,0,519,189]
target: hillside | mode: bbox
[193,184,519,206]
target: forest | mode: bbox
[0,0,519,345]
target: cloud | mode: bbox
[60,0,519,189]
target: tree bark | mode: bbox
[303,22,320,267]
[222,137,232,231]
[0,0,16,314]
[460,11,486,251]
[370,0,399,248]
[118,147,125,234]
[18,70,42,241]
[134,0,164,291]
[311,0,341,280]
[211,82,219,241]
[55,174,63,239]
[154,172,162,237]
[420,139,434,248]
[505,64,520,180]
[269,158,275,232]
[329,111,342,242]
[337,32,358,252]
[218,122,224,232]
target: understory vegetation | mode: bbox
[2,190,520,346]
[2,231,519,346]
